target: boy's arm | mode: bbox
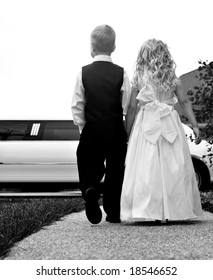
[126,87,138,136]
[121,70,131,129]
[71,70,86,133]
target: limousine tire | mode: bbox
[191,157,211,191]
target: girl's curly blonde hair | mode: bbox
[134,39,179,92]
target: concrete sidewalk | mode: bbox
[5,208,213,260]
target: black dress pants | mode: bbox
[77,121,127,218]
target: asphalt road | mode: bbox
[4,207,213,260]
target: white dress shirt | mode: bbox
[71,55,131,132]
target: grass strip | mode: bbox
[0,196,85,259]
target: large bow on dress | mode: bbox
[137,85,178,145]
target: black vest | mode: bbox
[82,61,124,123]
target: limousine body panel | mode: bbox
[0,141,78,163]
[0,141,79,182]
[0,164,78,182]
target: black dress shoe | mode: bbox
[85,188,102,224]
[106,216,121,223]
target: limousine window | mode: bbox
[0,121,80,141]
[42,121,80,140]
[0,121,28,140]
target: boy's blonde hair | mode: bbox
[91,24,116,54]
[134,39,179,92]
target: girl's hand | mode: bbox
[193,127,201,145]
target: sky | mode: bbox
[0,0,213,119]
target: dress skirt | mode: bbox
[120,108,203,221]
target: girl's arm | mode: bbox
[126,87,139,136]
[175,80,201,144]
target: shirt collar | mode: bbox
[93,55,112,63]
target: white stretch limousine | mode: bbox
[0,120,212,191]
[0,120,79,184]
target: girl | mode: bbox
[120,39,203,222]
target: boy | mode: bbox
[71,24,131,224]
